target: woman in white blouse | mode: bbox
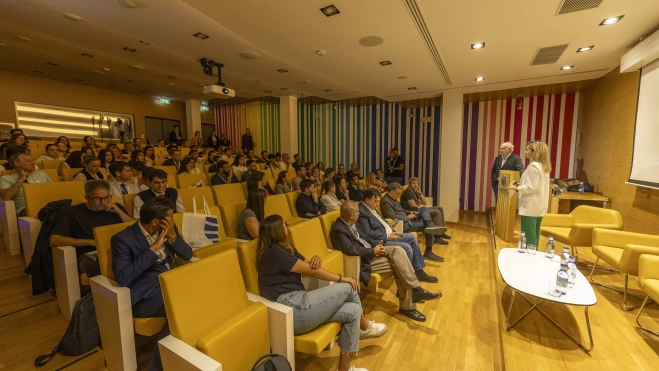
[231,154,248,172]
[320,179,342,212]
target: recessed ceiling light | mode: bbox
[16,36,31,42]
[560,65,574,70]
[128,64,144,70]
[398,76,408,79]
[114,0,137,9]
[358,36,384,47]
[47,62,58,66]
[471,42,485,49]
[320,5,340,17]
[63,13,83,21]
[240,51,261,60]
[277,69,288,73]
[91,70,105,75]
[193,32,210,40]
[577,45,594,52]
[33,70,43,74]
[379,60,392,66]
[167,76,176,79]
[265,90,272,93]
[123,47,137,52]
[325,89,333,92]
[81,53,93,58]
[475,76,485,82]
[408,87,417,90]
[303,80,312,84]
[127,79,135,82]
[167,83,174,86]
[139,40,150,45]
[76,78,84,81]
[104,68,110,71]
[600,16,623,25]
[280,87,288,90]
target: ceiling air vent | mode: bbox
[556,0,604,15]
[530,44,569,66]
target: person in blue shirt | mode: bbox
[210,160,239,185]
[296,179,326,218]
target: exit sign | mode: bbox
[160,98,170,104]
[201,106,210,112]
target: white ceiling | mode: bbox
[0,0,658,102]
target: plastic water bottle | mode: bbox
[567,256,577,288]
[518,232,526,253]
[545,236,555,259]
[578,182,584,195]
[556,264,569,296]
[560,246,570,264]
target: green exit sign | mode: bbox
[201,106,210,112]
[160,98,170,104]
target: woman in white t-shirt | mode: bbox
[320,179,342,211]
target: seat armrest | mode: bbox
[343,255,360,290]
[393,221,403,233]
[247,292,295,369]
[17,216,42,267]
[236,239,251,243]
[569,223,624,246]
[0,200,21,256]
[52,246,81,321]
[159,335,222,371]
[619,245,659,276]
[593,229,659,249]
[541,214,573,228]
[639,254,659,289]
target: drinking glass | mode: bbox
[526,244,537,255]
[548,280,561,297]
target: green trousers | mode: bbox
[521,216,543,247]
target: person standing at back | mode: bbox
[169,124,184,146]
[386,148,404,184]
[490,142,525,202]
[509,141,551,248]
[241,128,255,155]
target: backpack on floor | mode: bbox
[251,353,292,371]
[34,293,100,367]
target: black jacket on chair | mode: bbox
[490,153,525,187]
[329,218,378,286]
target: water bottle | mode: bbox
[578,182,584,195]
[567,256,577,288]
[556,264,569,296]
[518,232,526,253]
[560,246,570,264]
[545,236,555,259]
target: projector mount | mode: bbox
[200,58,225,86]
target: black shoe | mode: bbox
[424,226,448,235]
[435,238,449,245]
[413,289,442,303]
[440,233,452,240]
[423,251,444,262]
[415,269,438,283]
[399,308,427,322]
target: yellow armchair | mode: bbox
[635,254,659,337]
[589,229,659,310]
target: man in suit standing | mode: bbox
[168,125,184,146]
[111,197,193,371]
[241,128,255,155]
[330,201,441,322]
[491,142,525,202]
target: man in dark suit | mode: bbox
[330,201,441,322]
[111,197,193,371]
[348,174,365,201]
[168,125,184,145]
[357,188,436,283]
[491,142,525,202]
[162,149,182,170]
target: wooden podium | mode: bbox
[495,170,520,243]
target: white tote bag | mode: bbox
[181,194,221,248]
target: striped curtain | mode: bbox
[460,93,580,212]
[215,98,280,153]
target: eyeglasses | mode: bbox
[498,148,507,151]
[88,195,112,203]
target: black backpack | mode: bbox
[251,353,292,371]
[34,293,100,367]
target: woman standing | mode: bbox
[257,215,386,371]
[207,130,220,150]
[509,140,551,248]
[320,180,342,212]
[191,130,202,147]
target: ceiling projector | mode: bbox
[203,85,235,99]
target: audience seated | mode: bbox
[98,149,114,172]
[1,145,30,171]
[50,180,133,278]
[0,129,25,158]
[348,174,365,201]
[241,159,257,182]
[121,141,134,155]
[279,153,292,169]
[334,164,348,182]
[275,170,294,194]
[375,169,387,190]
[291,154,303,171]
[309,166,322,188]
[401,177,451,244]
[265,153,278,170]
[0,153,53,216]
[246,170,275,195]
[320,179,343,212]
[335,177,350,202]
[176,157,199,175]
[133,169,185,218]
[73,155,104,182]
[292,165,307,191]
[296,179,327,218]
[380,183,446,262]
[112,197,192,371]
[257,214,386,371]
[237,188,267,240]
[59,150,83,173]
[257,150,268,163]
[162,149,182,170]
[83,135,100,153]
[346,162,363,181]
[108,161,140,206]
[36,144,60,168]
[210,160,239,185]
[57,142,70,158]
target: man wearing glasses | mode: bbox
[490,142,525,202]
[50,180,134,279]
[133,169,185,218]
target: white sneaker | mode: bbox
[359,320,387,340]
[347,365,369,371]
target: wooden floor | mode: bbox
[1,211,658,370]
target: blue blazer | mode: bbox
[329,217,378,286]
[111,222,192,304]
[356,202,389,242]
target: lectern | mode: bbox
[495,170,520,243]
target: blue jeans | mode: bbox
[277,283,362,353]
[385,233,425,271]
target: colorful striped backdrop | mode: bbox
[298,101,442,201]
[215,98,280,153]
[460,92,580,212]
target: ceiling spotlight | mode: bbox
[139,40,150,45]
[277,69,288,73]
[303,80,311,84]
[577,45,594,52]
[63,13,83,21]
[128,64,144,70]
[471,42,485,49]
[475,76,485,82]
[47,62,58,66]
[379,60,392,66]
[167,83,174,86]
[75,78,84,81]
[325,89,333,92]
[16,36,31,42]
[408,87,417,90]
[560,65,574,70]
[81,53,93,58]
[193,32,210,40]
[127,79,135,82]
[115,0,137,8]
[320,5,340,17]
[167,76,176,79]
[33,70,43,74]
[265,90,272,93]
[123,47,137,52]
[600,16,623,26]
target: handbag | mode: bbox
[181,194,220,248]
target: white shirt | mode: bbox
[137,222,169,268]
[501,154,511,167]
[517,161,550,217]
[109,179,140,206]
[279,161,290,170]
[320,194,341,211]
[368,206,393,235]
[133,189,186,219]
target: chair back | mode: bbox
[262,170,274,180]
[41,159,64,169]
[233,170,245,182]
[237,239,260,295]
[61,168,83,181]
[286,191,301,217]
[23,181,86,218]
[177,186,215,211]
[318,210,340,249]
[264,194,295,221]
[203,164,212,173]
[94,221,136,280]
[176,173,207,189]
[123,194,136,217]
[571,205,623,227]
[220,201,247,238]
[1,169,58,182]
[153,166,177,178]
[288,218,330,259]
[211,183,246,206]
[179,148,190,157]
[154,158,167,166]
[287,168,296,179]
[241,182,249,198]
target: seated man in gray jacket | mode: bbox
[379,183,446,262]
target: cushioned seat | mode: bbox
[176,173,208,188]
[537,226,571,242]
[219,201,247,239]
[172,206,238,259]
[133,317,168,337]
[593,245,625,269]
[264,194,303,226]
[153,165,177,178]
[643,280,659,304]
[635,254,659,336]
[288,218,343,277]
[286,190,301,217]
[212,183,246,206]
[177,186,215,211]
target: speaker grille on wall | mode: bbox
[530,44,569,65]
[556,0,604,15]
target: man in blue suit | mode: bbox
[357,188,437,283]
[112,197,193,371]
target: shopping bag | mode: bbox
[181,194,220,248]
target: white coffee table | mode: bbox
[498,248,597,353]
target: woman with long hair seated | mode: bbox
[231,154,248,172]
[257,215,386,371]
[247,171,275,196]
[309,166,323,188]
[275,170,294,194]
[177,157,201,175]
[56,136,71,150]
[58,150,84,174]
[366,172,386,193]
[237,188,267,240]
[143,145,155,167]
[335,177,350,201]
[98,149,114,172]
[57,142,70,159]
[320,179,342,211]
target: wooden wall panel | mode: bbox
[576,67,659,234]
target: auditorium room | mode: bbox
[2,1,659,370]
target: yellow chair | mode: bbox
[262,169,274,180]
[219,201,247,239]
[589,229,659,310]
[179,148,190,157]
[90,221,168,371]
[122,193,136,218]
[211,183,246,206]
[540,205,623,266]
[154,158,167,166]
[286,190,301,217]
[203,164,212,173]
[241,182,249,198]
[176,173,208,189]
[0,169,58,181]
[153,165,177,178]
[237,240,338,359]
[41,159,64,169]
[177,186,215,211]
[233,169,245,181]
[172,206,238,259]
[287,168,296,179]
[635,254,659,336]
[264,194,303,226]
[60,168,83,181]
